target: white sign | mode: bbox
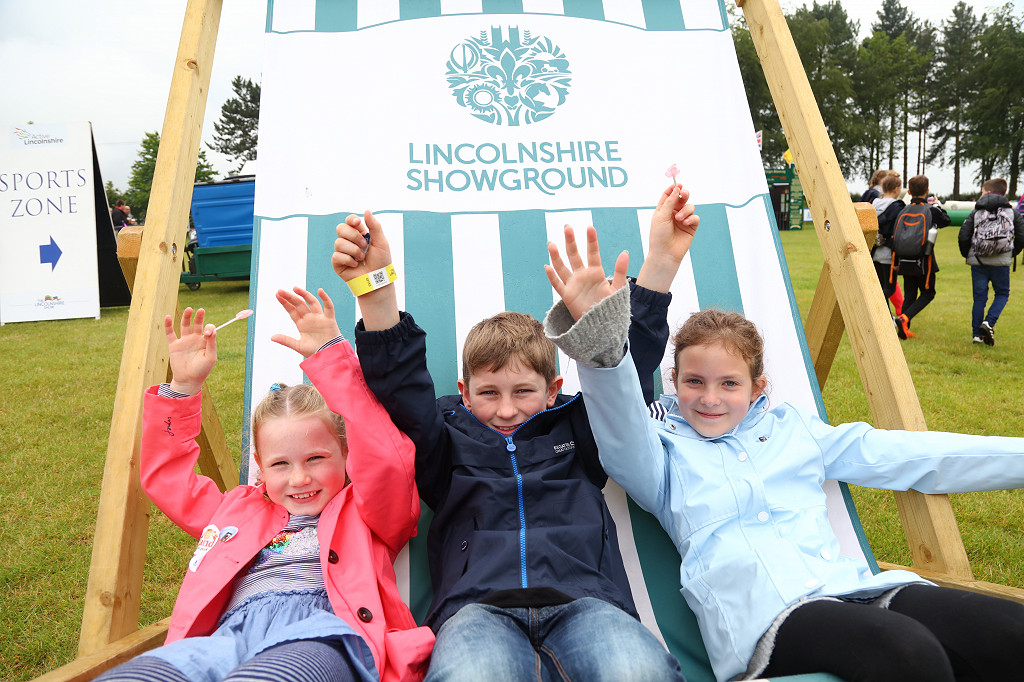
[0,121,101,324]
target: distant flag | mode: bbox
[756,130,762,150]
[782,148,794,165]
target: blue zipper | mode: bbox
[458,394,581,590]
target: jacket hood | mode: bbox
[872,196,897,215]
[976,193,1012,211]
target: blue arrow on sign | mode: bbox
[40,237,62,271]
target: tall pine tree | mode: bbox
[209,76,261,174]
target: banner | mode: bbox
[0,122,102,323]
[250,1,872,634]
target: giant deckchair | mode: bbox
[39,1,1024,681]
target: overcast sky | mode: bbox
[1,0,1018,196]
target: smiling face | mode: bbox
[673,341,766,438]
[458,360,562,437]
[255,414,349,516]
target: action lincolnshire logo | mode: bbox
[446,26,571,127]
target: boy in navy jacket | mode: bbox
[331,187,698,681]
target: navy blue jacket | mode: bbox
[354,283,671,631]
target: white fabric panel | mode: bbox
[440,0,484,14]
[256,24,765,218]
[729,202,816,413]
[601,0,648,28]
[521,0,566,14]
[451,213,504,380]
[604,480,667,646]
[680,0,725,30]
[271,0,316,32]
[247,217,310,480]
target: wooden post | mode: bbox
[738,0,973,579]
[78,0,224,654]
[115,228,239,492]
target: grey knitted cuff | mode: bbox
[543,284,630,368]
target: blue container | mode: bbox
[190,177,256,248]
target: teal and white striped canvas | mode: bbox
[248,2,867,679]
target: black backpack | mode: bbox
[891,202,932,259]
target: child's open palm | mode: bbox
[272,287,342,357]
[546,225,629,321]
[165,307,216,396]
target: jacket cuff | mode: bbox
[354,311,418,347]
[544,285,630,368]
[629,279,672,311]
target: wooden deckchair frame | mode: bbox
[35,0,1024,678]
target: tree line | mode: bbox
[733,0,1024,199]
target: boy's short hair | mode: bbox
[982,178,1008,196]
[881,174,902,194]
[907,175,929,197]
[462,312,558,385]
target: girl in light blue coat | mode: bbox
[542,225,1024,682]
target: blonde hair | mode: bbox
[881,174,902,194]
[461,312,558,385]
[672,309,765,381]
[251,383,346,461]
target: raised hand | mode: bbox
[546,225,629,321]
[271,287,342,357]
[332,210,392,282]
[165,307,217,396]
[637,185,700,293]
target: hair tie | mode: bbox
[270,382,282,392]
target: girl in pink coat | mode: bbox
[97,287,433,682]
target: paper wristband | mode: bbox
[346,264,398,296]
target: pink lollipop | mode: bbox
[214,309,253,331]
[665,164,679,185]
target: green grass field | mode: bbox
[2,226,1023,681]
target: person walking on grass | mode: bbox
[890,175,950,340]
[958,178,1024,346]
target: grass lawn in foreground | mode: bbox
[3,224,1024,680]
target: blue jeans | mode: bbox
[971,265,1011,334]
[424,598,685,682]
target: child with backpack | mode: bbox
[889,175,950,339]
[870,172,905,317]
[957,178,1024,345]
[543,227,1024,682]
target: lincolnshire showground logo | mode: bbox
[446,26,571,127]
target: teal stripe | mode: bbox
[482,0,524,12]
[498,210,552,321]
[265,0,274,33]
[400,0,440,19]
[408,506,434,623]
[404,212,458,398]
[563,0,604,20]
[316,0,357,31]
[241,216,265,485]
[627,498,715,682]
[690,204,742,313]
[641,0,685,30]
[590,207,644,280]
[306,214,356,336]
